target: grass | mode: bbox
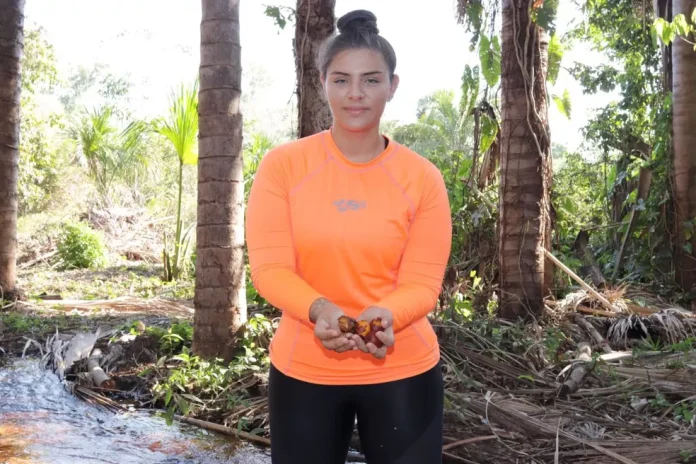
[17,263,195,301]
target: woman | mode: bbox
[245,9,452,464]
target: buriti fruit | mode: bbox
[337,316,384,348]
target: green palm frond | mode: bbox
[154,80,199,166]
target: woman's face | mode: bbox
[322,48,399,133]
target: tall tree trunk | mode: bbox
[0,0,24,300]
[294,0,335,138]
[498,0,553,319]
[654,0,673,92]
[194,0,246,361]
[673,0,696,291]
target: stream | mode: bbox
[0,358,272,464]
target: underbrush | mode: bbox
[17,263,194,301]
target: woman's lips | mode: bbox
[345,106,369,116]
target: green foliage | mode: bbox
[150,314,275,427]
[243,132,277,201]
[547,33,564,85]
[68,106,151,204]
[652,10,696,48]
[56,222,108,270]
[531,0,560,34]
[565,0,675,283]
[57,63,133,116]
[393,88,474,160]
[263,5,296,31]
[459,65,481,117]
[552,89,572,119]
[154,81,199,281]
[21,26,59,94]
[478,34,501,88]
[553,151,605,233]
[18,26,66,214]
[456,0,486,50]
[154,81,199,167]
[18,107,66,214]
[154,322,194,355]
[0,311,78,335]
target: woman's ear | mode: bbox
[388,74,400,102]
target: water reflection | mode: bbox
[0,359,271,464]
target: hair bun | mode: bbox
[337,10,379,35]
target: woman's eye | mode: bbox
[334,79,347,84]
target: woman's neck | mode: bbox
[331,124,385,163]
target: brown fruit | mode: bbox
[365,331,384,349]
[369,317,383,333]
[355,320,371,339]
[338,316,356,334]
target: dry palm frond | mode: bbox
[557,289,629,315]
[608,314,649,349]
[573,422,607,440]
[608,310,695,349]
[649,310,695,345]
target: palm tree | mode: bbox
[672,0,696,291]
[154,81,199,281]
[194,0,246,361]
[0,0,25,300]
[69,106,150,207]
[294,0,335,137]
[498,0,553,319]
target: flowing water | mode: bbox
[0,358,272,464]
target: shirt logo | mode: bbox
[333,199,366,212]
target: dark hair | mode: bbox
[317,10,397,80]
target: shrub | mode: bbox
[57,222,107,270]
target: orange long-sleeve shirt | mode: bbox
[245,129,452,385]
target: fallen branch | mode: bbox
[18,250,58,269]
[176,415,270,446]
[543,248,615,312]
[558,342,593,397]
[574,314,613,354]
[87,348,115,389]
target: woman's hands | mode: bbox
[310,298,356,353]
[348,306,395,360]
[310,300,394,359]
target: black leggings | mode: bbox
[268,362,443,464]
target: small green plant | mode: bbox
[149,315,274,426]
[56,221,107,270]
[674,401,696,425]
[680,449,696,463]
[542,327,570,362]
[158,322,193,355]
[237,314,274,371]
[649,393,671,410]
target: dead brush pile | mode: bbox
[16,207,168,268]
[436,293,696,464]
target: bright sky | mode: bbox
[25,0,614,151]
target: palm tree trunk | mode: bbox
[673,0,696,291]
[498,0,553,319]
[0,0,25,300]
[194,0,246,361]
[294,0,335,138]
